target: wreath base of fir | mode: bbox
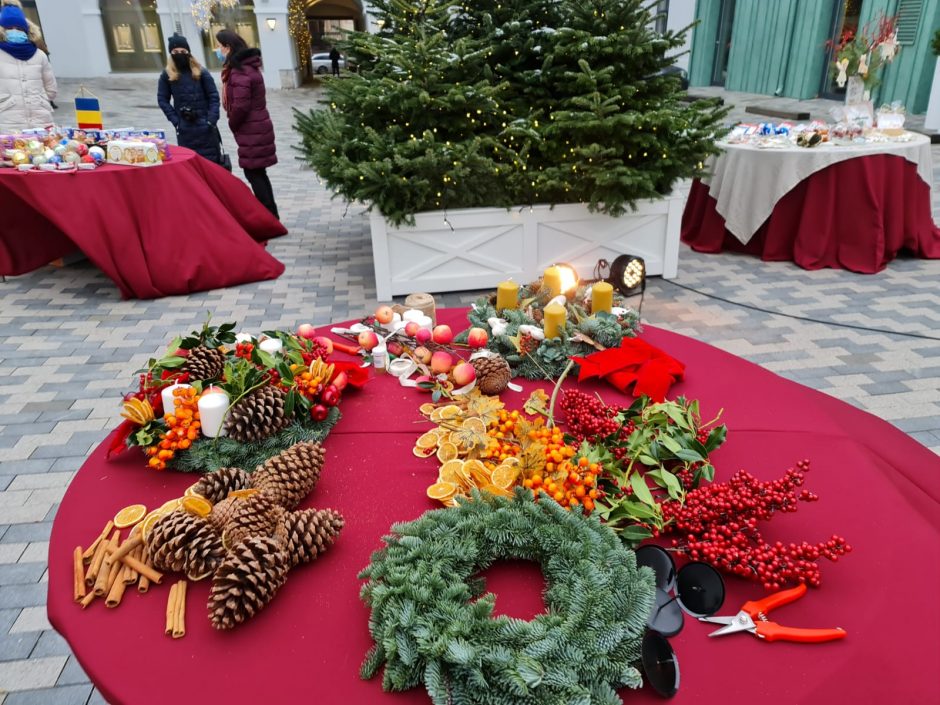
[359,490,655,705]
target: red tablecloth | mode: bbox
[0,147,286,298]
[47,310,940,704]
[682,154,940,273]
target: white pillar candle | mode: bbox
[258,338,283,355]
[198,390,230,438]
[160,383,191,418]
[417,315,433,331]
[402,309,424,323]
[235,332,254,344]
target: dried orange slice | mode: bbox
[227,488,259,500]
[427,481,458,501]
[480,483,514,498]
[463,459,490,485]
[439,459,464,484]
[413,445,437,458]
[436,442,459,463]
[158,498,182,515]
[439,405,462,420]
[113,504,147,529]
[416,431,440,449]
[463,417,486,434]
[491,464,519,489]
[139,511,162,542]
[183,483,203,498]
[182,495,212,518]
[419,403,436,417]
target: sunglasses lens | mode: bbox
[635,545,677,591]
[641,630,680,698]
[676,562,725,617]
[647,587,684,637]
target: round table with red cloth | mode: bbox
[0,146,286,299]
[682,153,940,273]
[47,309,940,704]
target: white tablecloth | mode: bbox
[702,134,934,244]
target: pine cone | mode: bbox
[471,356,512,396]
[252,442,325,510]
[531,308,544,324]
[208,496,239,532]
[193,467,251,504]
[209,536,289,630]
[182,346,226,382]
[149,511,225,579]
[222,493,284,548]
[225,386,291,443]
[276,508,344,568]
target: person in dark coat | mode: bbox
[215,29,278,219]
[157,34,221,164]
[329,46,341,76]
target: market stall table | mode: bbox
[682,134,940,273]
[48,309,940,704]
[0,146,286,298]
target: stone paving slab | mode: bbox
[0,76,937,703]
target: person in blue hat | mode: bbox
[0,3,56,131]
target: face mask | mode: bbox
[172,53,190,70]
[5,29,28,44]
[215,48,225,61]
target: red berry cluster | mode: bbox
[235,342,254,360]
[661,460,851,589]
[300,338,331,366]
[560,390,636,457]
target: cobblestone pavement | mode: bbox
[0,76,938,703]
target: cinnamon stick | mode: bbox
[137,544,151,594]
[123,546,140,584]
[87,529,119,586]
[105,565,128,608]
[98,553,122,597]
[82,520,114,561]
[172,580,187,638]
[73,546,86,602]
[108,535,143,564]
[80,591,96,609]
[165,583,178,635]
[122,554,162,585]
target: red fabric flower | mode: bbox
[570,337,685,402]
[330,360,370,389]
[106,420,136,459]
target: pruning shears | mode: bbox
[699,584,846,643]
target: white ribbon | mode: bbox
[836,59,849,88]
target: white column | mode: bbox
[36,0,111,77]
[253,0,298,89]
[924,58,940,132]
[665,0,695,73]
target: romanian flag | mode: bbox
[75,96,103,130]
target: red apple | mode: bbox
[413,346,432,365]
[358,330,380,351]
[415,328,432,344]
[310,404,329,421]
[387,341,403,357]
[415,374,433,392]
[432,325,454,345]
[451,361,477,387]
[404,321,421,337]
[313,336,334,355]
[431,351,453,374]
[321,384,341,407]
[467,327,489,349]
[296,323,317,340]
[374,305,394,325]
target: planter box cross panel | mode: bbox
[370,191,686,300]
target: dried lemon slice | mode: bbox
[491,464,519,490]
[427,481,458,500]
[436,442,459,463]
[182,496,212,518]
[113,504,147,529]
[416,431,440,449]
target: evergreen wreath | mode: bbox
[359,490,655,705]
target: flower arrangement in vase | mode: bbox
[828,14,899,102]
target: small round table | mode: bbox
[48,309,940,704]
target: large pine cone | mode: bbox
[252,442,325,510]
[209,536,289,630]
[208,496,239,532]
[193,467,251,504]
[276,508,344,568]
[471,356,512,396]
[222,493,284,548]
[149,511,225,579]
[225,386,291,443]
[182,346,226,382]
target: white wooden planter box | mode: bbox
[369,189,687,300]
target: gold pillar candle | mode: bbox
[543,303,567,339]
[542,266,563,297]
[496,280,519,310]
[591,282,614,314]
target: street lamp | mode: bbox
[265,17,277,31]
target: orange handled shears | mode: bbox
[698,583,847,643]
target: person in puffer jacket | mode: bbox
[157,33,221,164]
[215,29,279,219]
[0,4,56,131]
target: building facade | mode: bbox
[687,0,940,114]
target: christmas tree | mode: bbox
[294,0,727,226]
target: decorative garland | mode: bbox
[463,281,640,380]
[359,490,655,705]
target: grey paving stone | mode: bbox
[0,524,52,544]
[3,685,92,705]
[54,657,89,688]
[0,583,47,610]
[0,631,41,663]
[0,563,45,587]
[0,656,65,690]
[29,630,69,658]
[85,688,108,705]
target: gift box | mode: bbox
[106,140,162,167]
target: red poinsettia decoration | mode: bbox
[571,337,685,402]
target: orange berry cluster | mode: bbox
[524,456,601,514]
[481,410,521,467]
[146,387,201,470]
[289,364,325,400]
